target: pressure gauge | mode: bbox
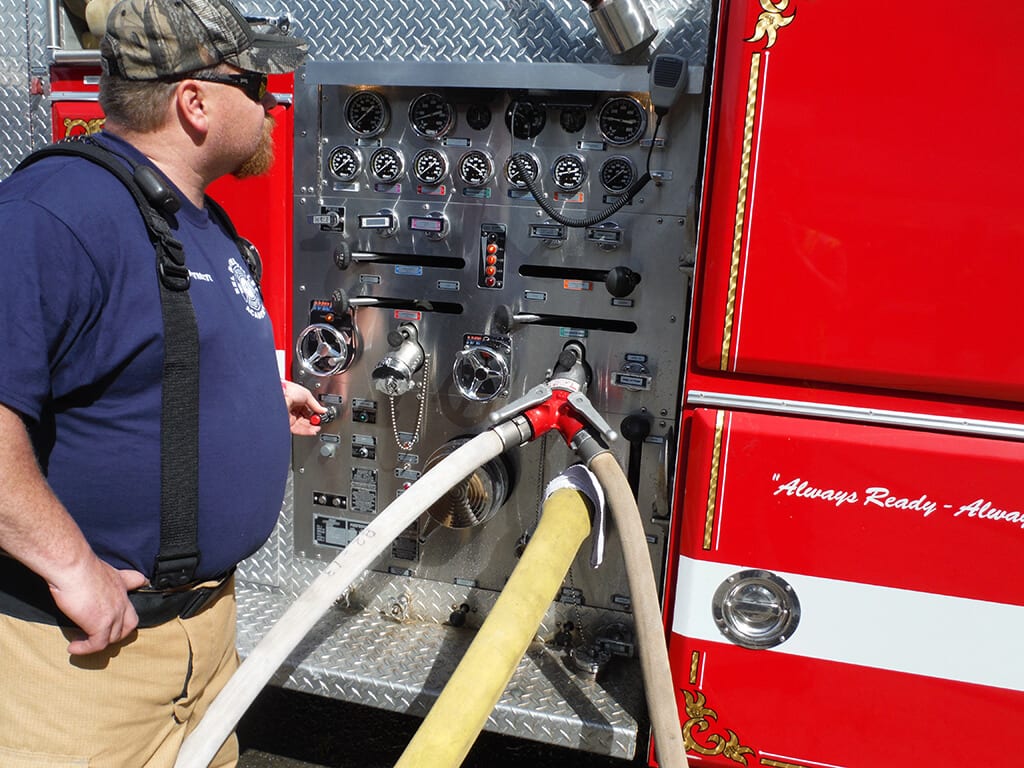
[560,107,587,134]
[327,145,361,182]
[409,92,456,139]
[504,99,546,140]
[505,152,540,189]
[466,103,492,131]
[599,155,637,194]
[457,150,494,186]
[597,96,648,145]
[369,146,404,183]
[412,148,448,185]
[551,153,587,192]
[344,90,390,137]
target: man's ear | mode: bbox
[175,80,210,137]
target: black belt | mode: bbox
[0,556,232,629]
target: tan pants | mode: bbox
[0,580,240,767]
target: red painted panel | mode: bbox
[667,408,1024,766]
[668,638,1021,768]
[679,408,1024,605]
[695,0,1024,403]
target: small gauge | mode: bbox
[599,155,638,194]
[597,96,648,145]
[457,150,494,186]
[409,92,456,138]
[466,103,492,131]
[327,145,362,182]
[344,90,390,137]
[560,107,587,134]
[369,146,405,183]
[413,148,448,185]
[504,100,546,140]
[505,152,540,189]
[551,153,587,192]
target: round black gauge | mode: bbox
[560,107,587,134]
[413,148,448,185]
[409,92,456,138]
[457,150,494,186]
[504,100,546,140]
[551,153,587,192]
[505,152,540,189]
[466,103,492,131]
[344,90,390,137]
[597,96,648,145]
[599,155,638,194]
[369,146,404,183]
[328,145,361,182]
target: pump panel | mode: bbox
[290,61,698,613]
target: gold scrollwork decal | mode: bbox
[682,688,816,768]
[63,117,106,136]
[746,0,796,49]
[683,690,756,764]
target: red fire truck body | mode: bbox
[666,1,1024,766]
[17,0,1024,765]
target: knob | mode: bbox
[620,413,652,444]
[605,266,641,298]
[309,405,338,427]
[319,442,337,458]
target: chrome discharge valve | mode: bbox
[372,323,425,396]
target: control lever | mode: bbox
[620,413,652,497]
[604,266,641,298]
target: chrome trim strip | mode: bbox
[686,390,1024,441]
[50,91,99,102]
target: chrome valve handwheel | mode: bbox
[295,323,355,377]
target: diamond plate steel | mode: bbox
[236,579,644,758]
[238,0,709,65]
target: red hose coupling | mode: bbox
[523,389,588,445]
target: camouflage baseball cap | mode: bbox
[101,0,307,80]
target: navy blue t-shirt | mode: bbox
[0,133,290,581]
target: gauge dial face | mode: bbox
[457,150,494,186]
[413,148,448,185]
[599,155,637,194]
[551,153,587,192]
[466,103,492,131]
[504,100,546,139]
[560,107,587,134]
[369,147,404,183]
[409,92,456,138]
[505,152,539,189]
[344,90,390,137]
[597,96,648,145]
[327,145,361,182]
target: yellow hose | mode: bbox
[394,487,592,768]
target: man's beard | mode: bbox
[234,117,275,179]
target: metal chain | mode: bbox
[388,355,429,461]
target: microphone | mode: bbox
[648,54,688,116]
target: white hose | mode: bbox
[174,430,507,768]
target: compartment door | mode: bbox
[695,0,1024,402]
[668,408,1024,767]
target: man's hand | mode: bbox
[282,379,327,436]
[48,556,147,655]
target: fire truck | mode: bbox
[4,0,1022,765]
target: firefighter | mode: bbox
[0,0,319,765]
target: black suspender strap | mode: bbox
[16,139,201,588]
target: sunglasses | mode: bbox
[187,71,269,103]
